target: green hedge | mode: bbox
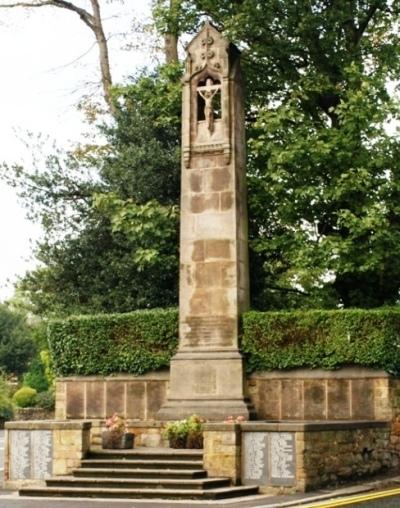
[48,309,178,376]
[48,307,400,377]
[241,308,400,374]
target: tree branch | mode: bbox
[357,2,381,41]
[0,1,95,30]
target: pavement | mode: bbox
[2,480,400,508]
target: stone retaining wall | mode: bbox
[55,372,169,421]
[203,421,393,493]
[247,368,393,421]
[3,420,91,490]
[56,368,396,422]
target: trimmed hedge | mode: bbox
[48,307,400,377]
[48,309,178,376]
[241,308,400,374]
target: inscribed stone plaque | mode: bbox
[106,381,125,416]
[86,381,105,418]
[31,430,52,479]
[242,432,268,485]
[10,431,30,480]
[270,432,296,485]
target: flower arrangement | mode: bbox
[106,413,127,434]
[164,414,204,449]
[224,415,247,424]
[102,413,134,449]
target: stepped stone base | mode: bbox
[19,448,259,501]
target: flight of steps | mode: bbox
[19,448,259,500]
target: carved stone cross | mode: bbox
[197,77,220,133]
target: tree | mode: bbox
[152,0,200,63]
[189,0,400,308]
[4,63,183,315]
[0,304,35,375]
[4,1,400,313]
[0,0,114,113]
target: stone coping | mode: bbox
[58,371,169,381]
[5,420,92,430]
[204,420,390,432]
[248,367,390,379]
[82,419,165,428]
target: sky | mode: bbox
[0,0,153,301]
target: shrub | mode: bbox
[47,307,400,378]
[23,356,49,392]
[34,390,55,411]
[48,308,178,376]
[241,308,400,374]
[12,386,37,408]
[0,375,13,421]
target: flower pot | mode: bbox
[186,431,203,449]
[102,430,134,449]
[168,435,187,449]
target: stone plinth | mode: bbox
[157,22,251,421]
[3,420,91,490]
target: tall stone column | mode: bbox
[157,22,253,421]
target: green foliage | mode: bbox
[242,309,400,374]
[191,0,400,308]
[163,415,203,447]
[48,308,178,376]
[3,3,400,312]
[47,306,400,378]
[34,390,55,411]
[94,194,178,272]
[152,0,200,37]
[3,64,183,316]
[13,386,38,408]
[0,304,35,375]
[0,374,14,421]
[23,356,49,393]
[40,350,55,388]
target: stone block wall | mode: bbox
[203,424,241,484]
[4,420,91,490]
[55,372,169,421]
[56,367,398,423]
[247,368,393,421]
[203,421,392,494]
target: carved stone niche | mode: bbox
[182,21,241,169]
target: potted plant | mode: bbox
[186,414,204,449]
[164,419,189,449]
[102,413,134,449]
[164,415,204,449]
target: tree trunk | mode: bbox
[89,0,115,115]
[164,32,179,63]
[163,0,179,63]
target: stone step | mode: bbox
[88,448,203,462]
[80,459,203,470]
[47,476,231,490]
[20,485,259,500]
[73,467,208,479]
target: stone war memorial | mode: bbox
[3,22,400,501]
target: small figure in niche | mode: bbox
[198,77,220,134]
